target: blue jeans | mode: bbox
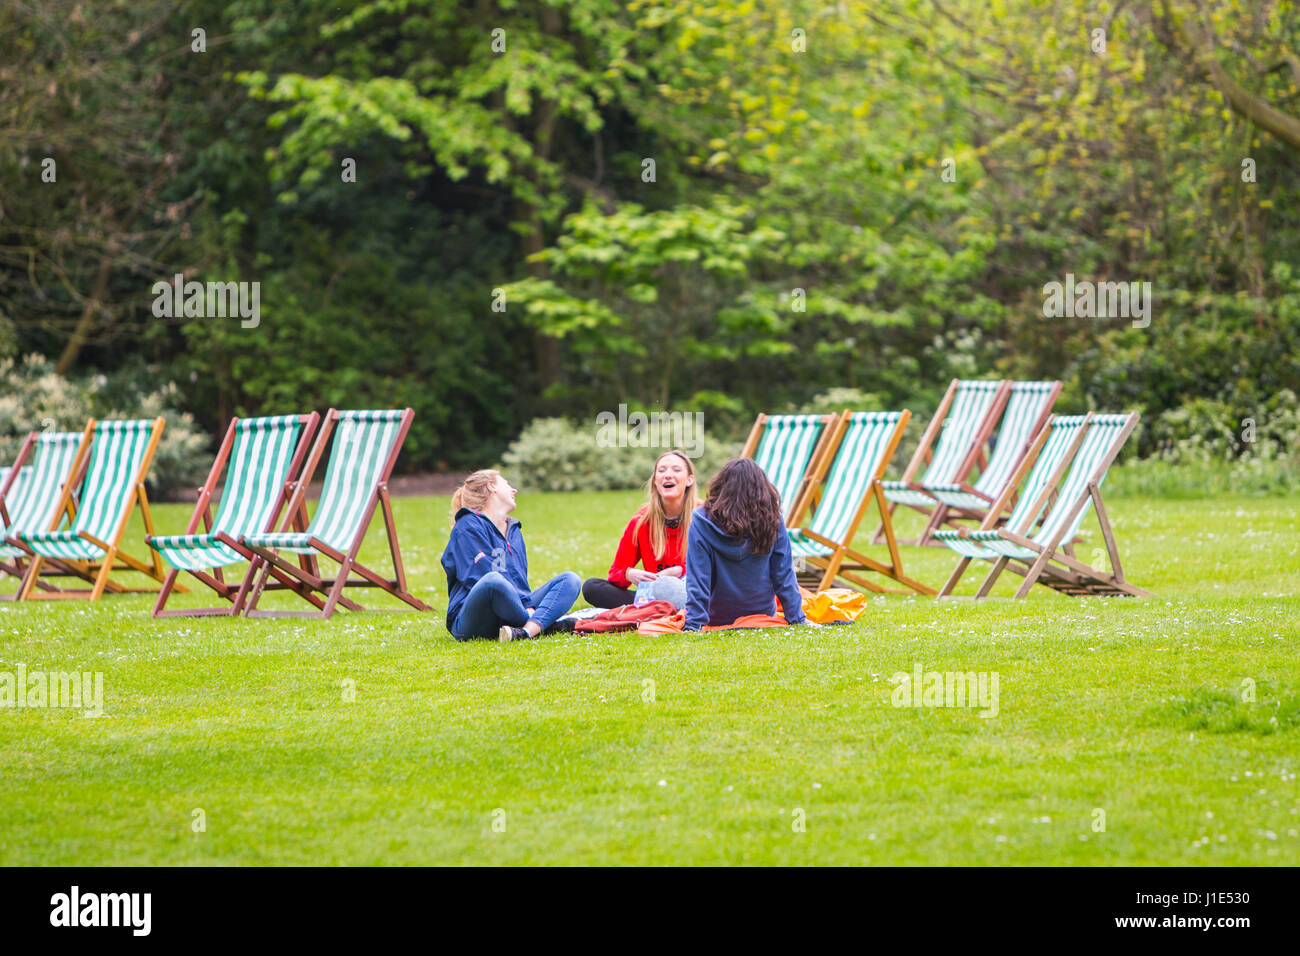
[451,570,581,641]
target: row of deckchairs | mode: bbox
[1,420,168,602]
[934,412,1149,598]
[744,409,931,595]
[742,379,1148,599]
[879,378,1061,545]
[0,409,430,619]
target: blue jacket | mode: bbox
[684,508,806,630]
[441,508,530,629]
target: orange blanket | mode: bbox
[635,587,866,635]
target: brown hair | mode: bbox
[633,450,698,560]
[450,469,501,528]
[702,458,782,554]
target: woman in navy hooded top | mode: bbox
[441,470,580,642]
[684,458,807,631]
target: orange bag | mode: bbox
[637,611,686,635]
[800,586,867,623]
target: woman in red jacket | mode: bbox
[582,450,697,608]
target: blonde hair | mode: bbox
[450,469,501,528]
[634,450,697,561]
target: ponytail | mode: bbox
[450,469,501,528]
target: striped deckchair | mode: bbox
[920,380,1061,543]
[936,412,1149,598]
[147,412,320,617]
[16,418,168,601]
[740,413,839,523]
[877,379,1010,545]
[0,428,88,593]
[240,408,432,618]
[786,410,933,595]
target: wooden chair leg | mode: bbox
[320,557,356,618]
[1014,549,1055,598]
[16,555,44,601]
[918,504,947,546]
[89,548,117,601]
[938,556,972,598]
[152,568,181,616]
[976,556,1009,598]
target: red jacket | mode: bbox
[607,507,686,587]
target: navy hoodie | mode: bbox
[441,508,530,630]
[684,508,806,630]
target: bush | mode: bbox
[1105,388,1300,497]
[0,354,210,495]
[500,416,740,493]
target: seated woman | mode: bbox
[441,470,581,642]
[684,458,807,631]
[582,450,697,610]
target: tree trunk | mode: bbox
[55,237,119,375]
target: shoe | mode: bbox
[544,617,576,635]
[499,625,536,643]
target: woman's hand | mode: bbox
[625,567,659,585]
[657,565,684,578]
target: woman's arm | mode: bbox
[442,521,494,593]
[683,532,713,631]
[608,513,651,587]
[769,524,806,625]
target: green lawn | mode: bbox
[1,489,1298,865]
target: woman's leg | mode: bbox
[526,571,582,630]
[451,571,528,641]
[582,577,635,608]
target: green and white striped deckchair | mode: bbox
[786,410,933,595]
[875,379,1010,545]
[741,413,838,524]
[17,418,168,601]
[240,408,432,619]
[921,380,1061,542]
[0,429,88,593]
[936,412,1149,598]
[147,412,320,617]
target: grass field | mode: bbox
[1,486,1298,865]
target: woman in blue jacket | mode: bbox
[684,458,807,631]
[441,470,581,642]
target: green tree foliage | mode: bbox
[2,0,1297,484]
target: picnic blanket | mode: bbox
[574,600,678,634]
[634,587,867,635]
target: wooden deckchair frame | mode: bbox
[240,408,432,619]
[938,412,1149,599]
[874,379,1011,546]
[920,380,1062,545]
[149,412,322,618]
[740,412,840,525]
[0,429,88,595]
[789,409,934,596]
[15,417,171,601]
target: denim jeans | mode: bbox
[451,570,581,641]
